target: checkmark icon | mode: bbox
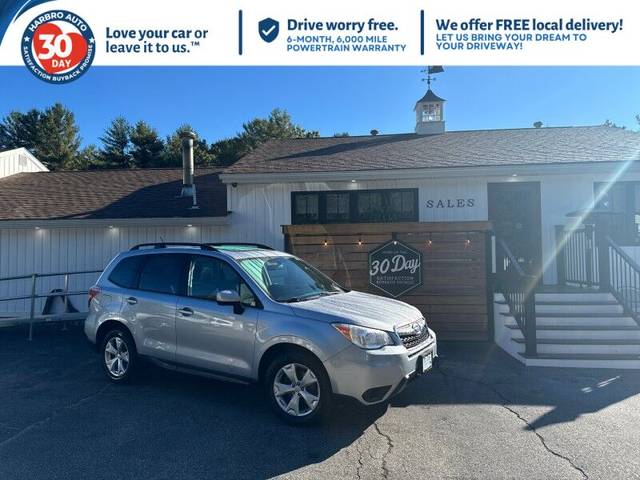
[262,25,277,37]
[258,17,279,43]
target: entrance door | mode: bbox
[488,182,542,278]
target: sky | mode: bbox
[0,66,638,146]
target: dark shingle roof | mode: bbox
[0,168,227,221]
[416,89,446,103]
[224,126,640,175]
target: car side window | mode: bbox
[138,254,187,295]
[188,256,257,307]
[108,255,144,289]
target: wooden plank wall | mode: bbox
[283,222,492,341]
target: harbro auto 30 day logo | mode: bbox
[21,10,95,84]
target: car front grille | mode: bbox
[398,324,430,350]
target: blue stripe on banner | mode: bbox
[420,10,424,55]
[238,10,243,55]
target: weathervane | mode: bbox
[421,66,444,88]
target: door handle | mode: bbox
[178,307,194,317]
[125,297,137,305]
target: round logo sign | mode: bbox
[21,10,95,84]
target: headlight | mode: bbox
[333,323,394,350]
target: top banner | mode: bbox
[0,0,636,71]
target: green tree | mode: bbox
[37,103,81,170]
[210,109,319,166]
[0,109,41,152]
[66,144,101,170]
[209,137,244,167]
[130,121,164,168]
[162,124,214,167]
[100,117,132,168]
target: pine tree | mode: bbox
[37,104,81,170]
[99,117,132,168]
[209,109,319,166]
[66,144,101,170]
[0,109,42,152]
[162,124,214,167]
[130,121,164,168]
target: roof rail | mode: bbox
[207,242,274,250]
[130,242,216,251]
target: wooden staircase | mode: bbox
[495,291,640,368]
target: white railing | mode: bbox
[0,269,102,339]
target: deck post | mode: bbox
[524,283,537,357]
[554,225,566,286]
[595,219,610,292]
[28,274,36,341]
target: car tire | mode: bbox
[264,350,332,425]
[100,328,137,383]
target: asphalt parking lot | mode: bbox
[1,325,640,480]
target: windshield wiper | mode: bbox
[281,292,337,303]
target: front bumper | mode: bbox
[323,328,437,405]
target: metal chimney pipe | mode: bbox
[180,131,197,202]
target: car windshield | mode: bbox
[237,255,345,303]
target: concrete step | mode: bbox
[505,323,640,331]
[518,352,640,369]
[535,292,615,302]
[509,327,640,341]
[503,312,637,328]
[535,329,640,340]
[512,338,640,355]
[535,316,637,328]
[535,303,623,314]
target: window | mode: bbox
[237,256,343,303]
[293,193,319,224]
[595,182,640,245]
[108,256,144,289]
[138,254,187,295]
[188,256,257,307]
[421,103,441,122]
[325,192,350,222]
[291,189,418,225]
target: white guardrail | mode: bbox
[0,270,102,339]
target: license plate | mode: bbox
[419,353,432,374]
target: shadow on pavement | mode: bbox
[1,325,640,479]
[0,325,383,480]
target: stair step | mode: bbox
[501,312,630,318]
[536,312,628,318]
[505,323,640,331]
[512,338,640,345]
[535,292,615,302]
[537,318,638,327]
[535,304,623,314]
[535,300,619,306]
[520,352,640,361]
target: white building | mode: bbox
[2,90,640,367]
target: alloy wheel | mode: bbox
[104,336,130,378]
[273,363,320,417]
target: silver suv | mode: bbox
[85,243,437,423]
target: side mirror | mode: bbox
[216,290,241,305]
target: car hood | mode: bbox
[289,291,423,331]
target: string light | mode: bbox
[357,235,363,246]
[323,238,328,247]
[427,233,433,246]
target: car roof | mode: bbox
[122,244,291,261]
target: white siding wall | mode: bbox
[0,148,48,178]
[229,170,640,286]
[4,167,640,316]
[0,225,233,314]
[228,178,488,250]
